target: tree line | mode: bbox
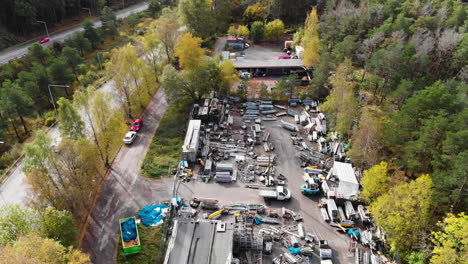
[0,0,148,36]
[0,5,138,173]
[294,0,466,263]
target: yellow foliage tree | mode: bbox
[243,4,267,24]
[228,25,237,36]
[348,106,385,168]
[370,174,433,252]
[220,60,239,94]
[174,33,205,70]
[321,59,358,137]
[0,233,90,264]
[430,213,468,264]
[360,161,389,203]
[237,25,250,39]
[265,19,285,41]
[302,8,320,68]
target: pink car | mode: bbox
[39,37,50,44]
[278,55,292,59]
[131,119,143,132]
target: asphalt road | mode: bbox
[0,1,149,65]
[0,126,61,206]
[81,88,174,263]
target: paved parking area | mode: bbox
[177,105,356,264]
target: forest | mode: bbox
[304,0,467,262]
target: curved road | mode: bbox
[0,1,149,65]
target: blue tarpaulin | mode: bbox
[137,204,168,227]
[347,228,361,238]
[254,217,263,225]
[288,247,301,255]
[121,218,137,242]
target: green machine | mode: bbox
[119,217,142,256]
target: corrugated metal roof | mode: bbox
[332,162,357,184]
[233,59,305,68]
[327,161,359,198]
[182,120,201,152]
[164,219,234,264]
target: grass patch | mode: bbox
[141,100,191,179]
[117,224,164,264]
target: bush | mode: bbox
[43,111,57,127]
[250,21,265,43]
[265,19,285,41]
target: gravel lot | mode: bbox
[177,104,356,264]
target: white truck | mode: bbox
[259,186,291,201]
[319,240,332,260]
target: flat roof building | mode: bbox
[164,219,234,264]
[182,120,201,162]
[327,161,359,199]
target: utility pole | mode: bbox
[36,21,50,38]
[48,85,70,114]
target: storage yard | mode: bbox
[163,97,391,264]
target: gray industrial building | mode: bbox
[164,219,234,264]
[182,120,202,162]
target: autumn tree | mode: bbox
[23,132,104,222]
[250,21,265,43]
[153,8,179,63]
[228,25,237,36]
[142,21,162,76]
[0,233,90,264]
[348,106,385,168]
[360,162,390,203]
[161,58,223,102]
[265,19,285,41]
[430,213,468,264]
[0,205,40,245]
[91,91,127,166]
[237,25,250,39]
[74,88,105,164]
[40,207,77,248]
[302,8,320,68]
[243,4,267,24]
[106,44,146,118]
[370,174,433,253]
[321,59,358,137]
[57,97,84,140]
[219,60,239,95]
[174,33,205,70]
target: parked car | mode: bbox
[277,55,292,59]
[123,131,137,145]
[131,119,143,132]
[39,37,50,44]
